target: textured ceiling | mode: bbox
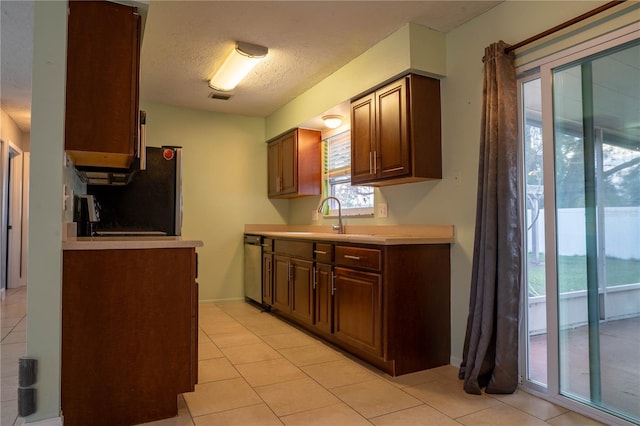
[1,1,502,132]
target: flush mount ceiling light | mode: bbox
[322,115,343,129]
[208,41,268,92]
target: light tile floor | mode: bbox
[0,288,606,426]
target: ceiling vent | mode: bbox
[209,92,232,101]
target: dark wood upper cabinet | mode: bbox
[267,128,321,198]
[351,73,442,186]
[65,0,141,169]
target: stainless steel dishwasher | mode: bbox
[243,234,263,304]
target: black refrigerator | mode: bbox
[88,147,183,236]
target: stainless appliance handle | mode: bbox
[174,148,183,236]
[139,111,147,170]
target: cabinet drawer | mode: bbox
[262,238,274,252]
[314,243,333,263]
[274,240,313,259]
[335,246,381,271]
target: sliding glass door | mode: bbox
[520,32,639,425]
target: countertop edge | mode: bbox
[62,238,204,250]
[248,230,454,245]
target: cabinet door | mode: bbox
[314,263,333,334]
[334,267,382,357]
[376,78,410,180]
[273,255,291,312]
[350,93,377,184]
[65,0,140,168]
[267,142,281,197]
[279,132,298,195]
[290,259,314,325]
[262,252,274,306]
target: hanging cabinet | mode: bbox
[267,128,321,198]
[351,73,442,186]
[65,0,141,169]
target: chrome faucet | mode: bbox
[317,196,345,234]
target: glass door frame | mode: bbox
[517,25,639,426]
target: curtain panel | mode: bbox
[459,41,522,395]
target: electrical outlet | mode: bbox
[377,203,388,218]
[312,210,319,221]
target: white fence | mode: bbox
[527,207,640,259]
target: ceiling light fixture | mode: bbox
[208,41,268,92]
[322,115,343,129]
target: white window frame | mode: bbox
[517,24,639,426]
[322,129,374,217]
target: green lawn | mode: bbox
[526,255,640,296]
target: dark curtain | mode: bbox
[459,41,522,395]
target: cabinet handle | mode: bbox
[373,150,377,174]
[287,261,291,282]
[331,273,336,295]
[314,250,327,255]
[261,244,270,247]
[343,254,361,260]
[312,266,317,290]
[369,151,373,174]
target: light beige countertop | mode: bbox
[62,236,204,251]
[244,224,454,245]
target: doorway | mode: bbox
[519,32,639,425]
[1,140,27,293]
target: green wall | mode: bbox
[140,103,287,301]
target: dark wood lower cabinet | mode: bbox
[273,255,291,312]
[333,267,382,357]
[62,248,198,426]
[314,263,333,334]
[290,259,314,325]
[263,238,451,376]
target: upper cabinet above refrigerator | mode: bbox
[64,0,141,169]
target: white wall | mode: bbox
[140,102,287,301]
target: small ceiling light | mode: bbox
[208,41,268,92]
[322,115,343,129]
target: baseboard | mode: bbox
[450,355,462,368]
[199,297,245,304]
[24,416,63,426]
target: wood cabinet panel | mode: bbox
[273,255,291,312]
[62,248,196,425]
[350,73,441,186]
[335,246,381,271]
[314,263,333,334]
[314,243,333,263]
[290,259,314,325]
[65,0,140,168]
[351,93,377,183]
[377,79,409,179]
[267,129,321,198]
[333,267,382,357]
